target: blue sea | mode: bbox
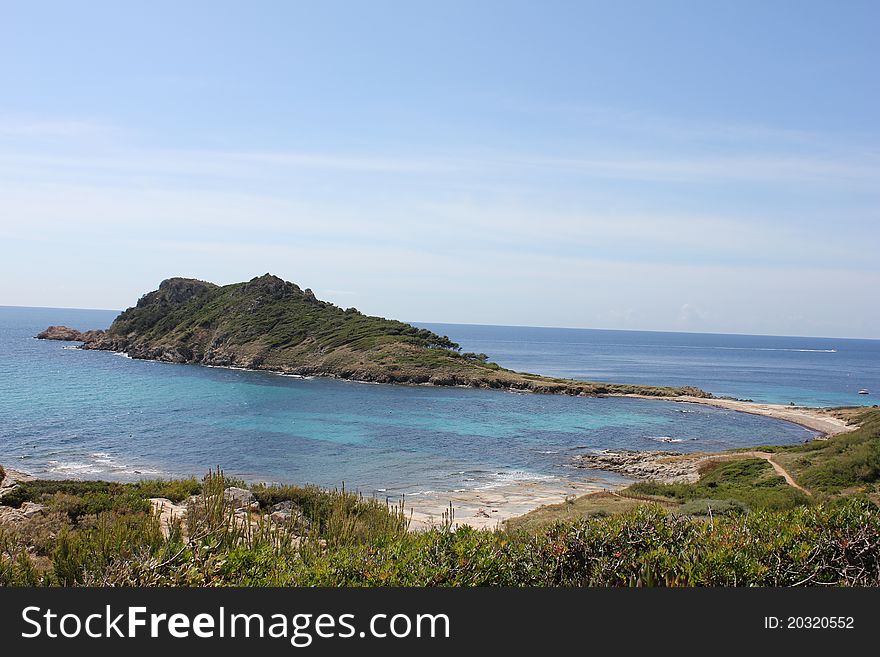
[2,306,877,497]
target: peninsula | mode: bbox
[36,274,707,398]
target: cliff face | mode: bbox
[36,274,710,398]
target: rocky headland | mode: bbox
[34,274,709,399]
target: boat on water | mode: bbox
[859,389,870,395]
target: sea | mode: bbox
[2,306,878,497]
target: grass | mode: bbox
[505,491,678,534]
[510,409,880,532]
[771,408,880,496]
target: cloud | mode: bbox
[0,117,117,139]
[679,303,707,327]
[1,112,878,337]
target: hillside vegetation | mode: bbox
[42,274,707,398]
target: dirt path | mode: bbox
[711,451,811,495]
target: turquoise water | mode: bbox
[2,306,863,497]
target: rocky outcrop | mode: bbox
[19,501,47,518]
[223,486,258,510]
[269,500,309,530]
[0,465,33,501]
[0,506,28,525]
[574,450,705,484]
[35,325,104,342]
[149,498,189,537]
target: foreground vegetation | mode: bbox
[38,274,707,398]
[3,409,878,587]
[2,470,877,586]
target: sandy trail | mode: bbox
[710,450,811,495]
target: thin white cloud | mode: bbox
[2,112,878,337]
[0,116,118,139]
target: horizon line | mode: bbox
[3,303,878,343]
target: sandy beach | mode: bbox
[628,395,856,437]
[405,478,608,530]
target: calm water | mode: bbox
[419,323,880,407]
[3,306,875,496]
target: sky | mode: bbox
[1,1,878,338]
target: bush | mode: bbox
[677,498,748,516]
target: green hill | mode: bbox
[43,274,708,397]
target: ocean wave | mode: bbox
[648,436,696,443]
[474,470,557,490]
[46,453,162,478]
[47,460,103,475]
[712,346,837,353]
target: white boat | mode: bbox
[858,389,870,395]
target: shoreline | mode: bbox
[624,394,855,437]
[399,399,862,528]
[404,478,610,531]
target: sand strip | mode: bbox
[405,479,607,531]
[626,395,855,437]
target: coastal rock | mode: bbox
[0,465,33,500]
[574,450,704,484]
[223,487,258,510]
[149,498,188,538]
[19,502,47,518]
[35,325,105,342]
[0,506,27,526]
[269,500,308,528]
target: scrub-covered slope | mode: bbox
[40,274,708,397]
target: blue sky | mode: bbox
[1,1,878,338]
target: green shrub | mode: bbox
[677,498,748,516]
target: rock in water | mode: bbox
[35,325,104,342]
